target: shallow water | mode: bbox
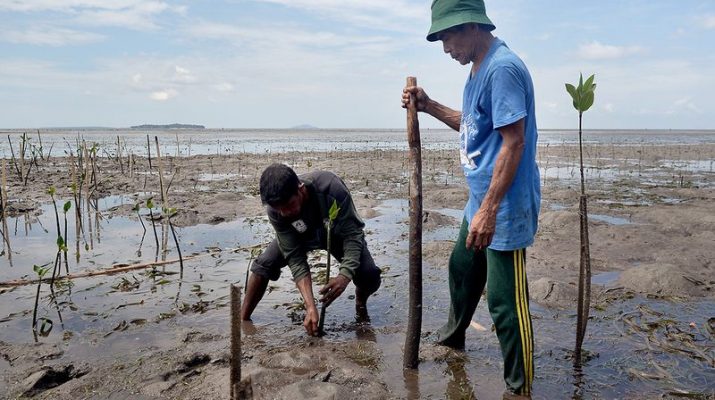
[1,196,714,398]
[2,128,714,159]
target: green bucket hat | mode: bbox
[426,0,496,42]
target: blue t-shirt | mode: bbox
[460,38,541,251]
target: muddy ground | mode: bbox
[0,139,714,399]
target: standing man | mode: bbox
[241,163,381,336]
[402,1,540,398]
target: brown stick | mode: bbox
[230,284,242,399]
[403,76,423,369]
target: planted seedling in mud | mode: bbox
[146,198,160,261]
[32,263,53,338]
[133,203,147,257]
[61,200,71,274]
[47,187,69,285]
[565,73,596,367]
[318,199,340,334]
[0,160,11,262]
[164,206,183,276]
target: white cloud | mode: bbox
[213,82,235,92]
[0,27,104,46]
[0,1,184,31]
[150,89,177,101]
[702,15,715,29]
[667,97,701,114]
[251,0,427,33]
[603,103,614,113]
[577,41,644,60]
[188,22,395,51]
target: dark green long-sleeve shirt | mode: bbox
[266,171,365,282]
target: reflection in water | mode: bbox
[445,356,476,400]
[403,368,421,400]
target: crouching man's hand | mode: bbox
[319,275,350,307]
[303,305,320,336]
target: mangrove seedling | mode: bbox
[146,198,160,261]
[318,199,340,333]
[62,200,71,274]
[565,73,596,367]
[32,263,51,332]
[134,202,147,257]
[164,207,183,276]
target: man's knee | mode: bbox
[354,264,381,295]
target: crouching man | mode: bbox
[241,163,381,336]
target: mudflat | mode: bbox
[0,136,713,399]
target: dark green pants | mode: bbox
[437,219,534,396]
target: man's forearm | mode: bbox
[425,99,461,131]
[481,122,525,213]
[295,275,317,311]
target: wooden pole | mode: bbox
[146,134,153,170]
[230,284,242,399]
[403,76,423,369]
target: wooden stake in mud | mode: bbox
[230,284,252,399]
[230,284,242,399]
[403,76,423,369]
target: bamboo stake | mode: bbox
[403,76,423,369]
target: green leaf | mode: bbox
[580,91,595,112]
[57,236,65,250]
[34,264,51,278]
[565,83,578,100]
[146,198,154,209]
[583,74,595,91]
[63,201,71,213]
[38,317,53,336]
[47,186,56,196]
[328,199,340,222]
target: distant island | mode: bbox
[291,124,318,130]
[130,123,205,129]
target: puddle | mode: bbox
[597,199,652,207]
[549,203,568,211]
[592,271,621,286]
[197,173,240,181]
[589,214,632,225]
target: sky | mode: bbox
[1,0,714,130]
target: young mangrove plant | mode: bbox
[0,160,11,262]
[164,206,183,276]
[565,73,596,367]
[134,202,147,257]
[146,198,160,261]
[32,263,52,336]
[62,200,71,274]
[47,186,70,291]
[318,199,340,333]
